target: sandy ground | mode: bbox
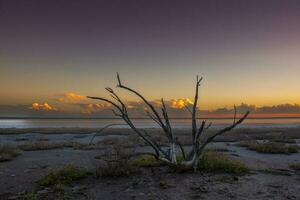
[0,127,300,199]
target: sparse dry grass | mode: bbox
[95,141,137,178]
[206,147,230,152]
[238,140,298,154]
[19,141,68,151]
[95,161,136,178]
[290,163,300,171]
[16,191,38,200]
[130,151,248,174]
[131,154,164,167]
[18,141,93,151]
[236,140,257,147]
[198,151,249,174]
[0,145,21,162]
[271,138,296,144]
[38,165,90,187]
[97,137,136,149]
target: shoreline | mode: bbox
[1,126,300,135]
[0,126,300,199]
[1,127,300,147]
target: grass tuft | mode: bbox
[0,145,21,162]
[18,141,91,151]
[131,155,164,167]
[17,191,38,200]
[198,151,249,174]
[290,163,300,171]
[95,161,135,178]
[19,141,68,151]
[37,165,90,187]
[271,138,296,144]
[238,141,299,154]
[95,140,137,178]
[129,151,248,174]
[130,154,188,168]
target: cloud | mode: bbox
[257,104,300,113]
[115,99,194,110]
[56,92,107,114]
[3,96,300,118]
[84,98,196,117]
[57,92,86,103]
[29,102,58,111]
[80,103,111,114]
[169,98,193,109]
[54,92,195,116]
[212,103,300,115]
[0,103,65,117]
[80,98,194,116]
[80,99,254,117]
[213,103,256,114]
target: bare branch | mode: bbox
[196,120,206,142]
[142,129,168,158]
[105,87,114,93]
[87,96,123,114]
[203,111,249,147]
[186,120,206,160]
[87,95,165,159]
[116,73,168,133]
[88,74,250,169]
[176,137,186,160]
[144,110,161,127]
[204,122,212,130]
[233,104,237,124]
[184,105,193,116]
[192,75,203,140]
[89,123,126,144]
[110,109,122,117]
[161,98,172,138]
[117,72,121,85]
[106,87,127,113]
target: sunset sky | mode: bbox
[1,0,300,117]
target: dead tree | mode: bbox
[87,73,249,171]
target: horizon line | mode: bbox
[2,116,300,120]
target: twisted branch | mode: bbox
[87,73,250,169]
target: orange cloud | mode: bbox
[151,99,163,107]
[58,92,85,103]
[125,99,193,110]
[81,103,111,114]
[30,102,58,111]
[126,101,148,109]
[170,98,193,109]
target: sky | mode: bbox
[1,0,300,117]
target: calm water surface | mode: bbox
[1,118,300,128]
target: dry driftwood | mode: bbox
[88,73,249,170]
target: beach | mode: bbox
[0,126,300,199]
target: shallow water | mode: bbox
[2,118,300,128]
